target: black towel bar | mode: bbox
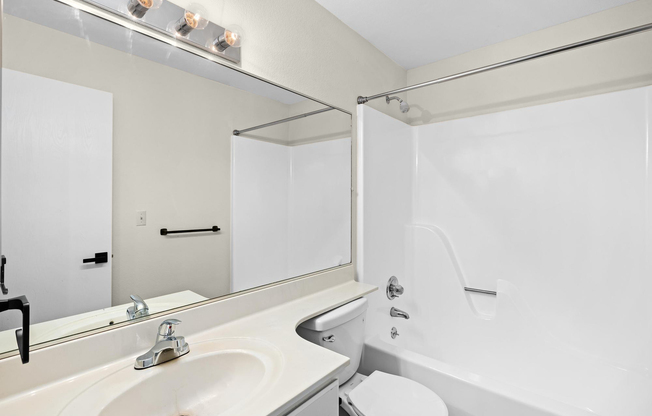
[160,226,220,236]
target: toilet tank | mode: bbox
[297,297,367,385]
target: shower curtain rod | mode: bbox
[233,107,334,136]
[357,21,652,105]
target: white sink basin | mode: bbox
[59,338,283,416]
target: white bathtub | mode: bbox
[362,336,595,416]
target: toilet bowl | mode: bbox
[297,298,448,416]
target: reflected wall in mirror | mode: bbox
[0,0,351,357]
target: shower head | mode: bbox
[386,95,410,113]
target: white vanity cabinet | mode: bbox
[285,380,339,416]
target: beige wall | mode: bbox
[405,0,652,125]
[4,15,297,303]
[287,100,352,145]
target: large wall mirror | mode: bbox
[0,0,352,357]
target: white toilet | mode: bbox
[297,298,448,416]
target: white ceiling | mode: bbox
[315,0,636,69]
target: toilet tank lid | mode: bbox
[299,297,368,331]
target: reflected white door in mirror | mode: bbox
[0,69,112,331]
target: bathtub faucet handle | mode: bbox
[386,276,404,299]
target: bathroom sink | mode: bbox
[59,338,283,416]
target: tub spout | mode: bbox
[390,307,410,319]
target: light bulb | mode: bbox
[174,8,209,37]
[213,26,243,52]
[127,0,162,19]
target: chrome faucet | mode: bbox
[135,319,189,369]
[386,276,404,300]
[390,307,410,319]
[127,294,149,320]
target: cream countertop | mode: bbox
[0,280,376,416]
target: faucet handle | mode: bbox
[158,319,181,340]
[127,294,149,320]
[386,276,405,299]
[130,294,149,311]
[130,294,144,304]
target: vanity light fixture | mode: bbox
[127,0,162,19]
[213,27,243,52]
[173,9,209,37]
[68,0,243,64]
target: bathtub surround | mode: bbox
[232,136,352,292]
[358,86,652,415]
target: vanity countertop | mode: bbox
[0,280,376,416]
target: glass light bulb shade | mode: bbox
[127,0,162,18]
[223,29,242,48]
[139,0,162,9]
[183,10,209,30]
[212,25,244,53]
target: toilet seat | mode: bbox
[347,371,448,416]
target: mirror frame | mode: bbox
[0,0,353,361]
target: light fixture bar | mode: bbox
[61,0,241,64]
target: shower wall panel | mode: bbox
[232,136,351,293]
[414,87,650,372]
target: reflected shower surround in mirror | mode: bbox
[66,0,243,63]
[232,137,352,293]
[0,0,351,358]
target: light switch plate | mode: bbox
[136,211,146,226]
